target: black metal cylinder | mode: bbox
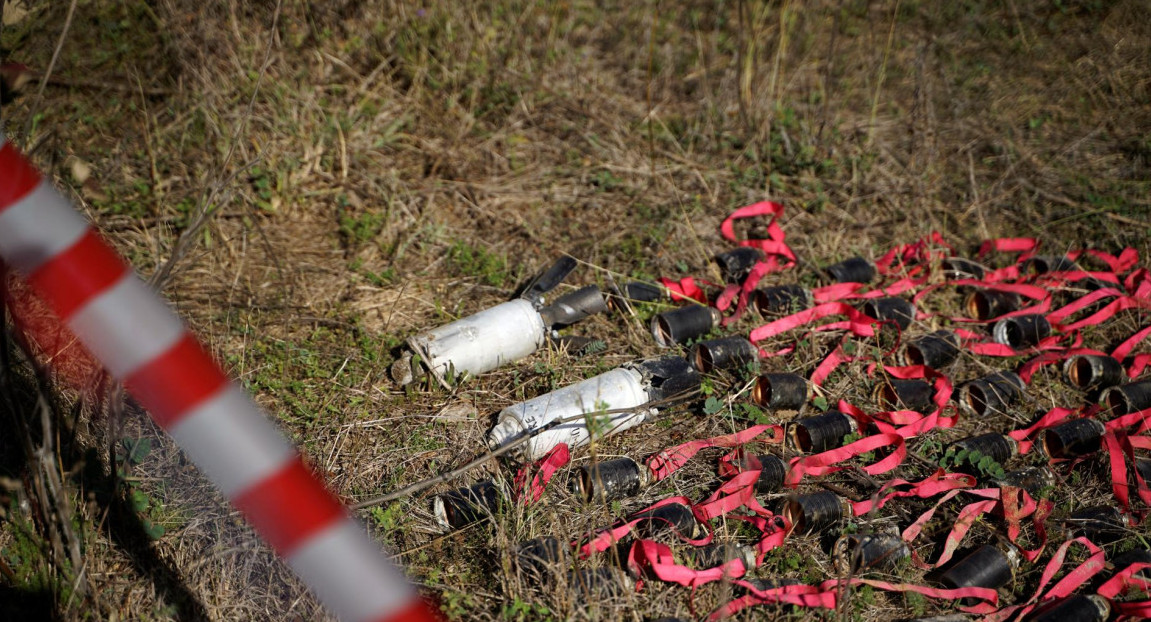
[752,373,809,410]
[993,314,1052,349]
[572,457,648,503]
[939,545,1016,597]
[1063,354,1124,390]
[753,284,813,316]
[623,281,664,303]
[959,371,1026,417]
[1028,594,1110,622]
[567,567,633,598]
[965,289,1021,320]
[874,377,935,413]
[859,297,916,331]
[1137,458,1151,484]
[942,257,988,280]
[690,336,759,373]
[433,480,504,531]
[1021,255,1077,275]
[790,411,857,453]
[538,285,609,328]
[632,503,700,541]
[633,356,702,401]
[951,433,1018,464]
[1065,505,1127,544]
[516,536,565,582]
[733,454,789,493]
[783,491,844,534]
[824,256,877,284]
[651,305,721,347]
[687,542,757,569]
[1102,379,1151,416]
[993,467,1055,496]
[902,330,961,369]
[1041,418,1106,459]
[715,247,765,283]
[833,533,909,574]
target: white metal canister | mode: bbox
[408,299,547,388]
[487,367,652,461]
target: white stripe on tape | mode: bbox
[286,520,418,622]
[0,182,89,274]
[167,386,296,498]
[67,275,186,378]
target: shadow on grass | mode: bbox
[0,350,211,621]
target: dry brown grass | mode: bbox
[2,0,1150,620]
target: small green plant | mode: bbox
[339,208,386,246]
[939,447,1007,480]
[447,241,510,287]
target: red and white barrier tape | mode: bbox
[0,135,438,622]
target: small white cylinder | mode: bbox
[488,367,652,461]
[408,299,546,387]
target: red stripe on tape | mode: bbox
[367,599,443,622]
[233,458,346,555]
[124,333,229,428]
[0,142,41,212]
[26,228,129,319]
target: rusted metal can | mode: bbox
[824,256,876,284]
[1041,417,1106,459]
[992,314,1052,349]
[1028,594,1110,622]
[790,411,858,453]
[752,372,809,410]
[432,480,505,531]
[1063,354,1124,390]
[715,247,765,283]
[516,536,566,583]
[941,257,988,280]
[901,330,961,369]
[833,532,909,574]
[753,284,813,316]
[1064,505,1127,544]
[1102,379,1151,416]
[571,457,649,503]
[687,542,757,570]
[733,453,789,493]
[964,289,1021,320]
[939,545,1018,604]
[992,467,1055,496]
[652,304,722,347]
[632,502,702,541]
[859,297,916,331]
[783,491,847,535]
[958,371,1026,417]
[950,433,1018,465]
[874,377,935,413]
[690,336,759,373]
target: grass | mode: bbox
[1,0,1150,620]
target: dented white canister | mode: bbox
[408,299,547,387]
[487,367,653,461]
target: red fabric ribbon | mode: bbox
[513,443,570,503]
[646,424,784,482]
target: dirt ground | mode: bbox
[2,0,1150,620]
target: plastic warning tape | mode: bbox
[0,135,438,622]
